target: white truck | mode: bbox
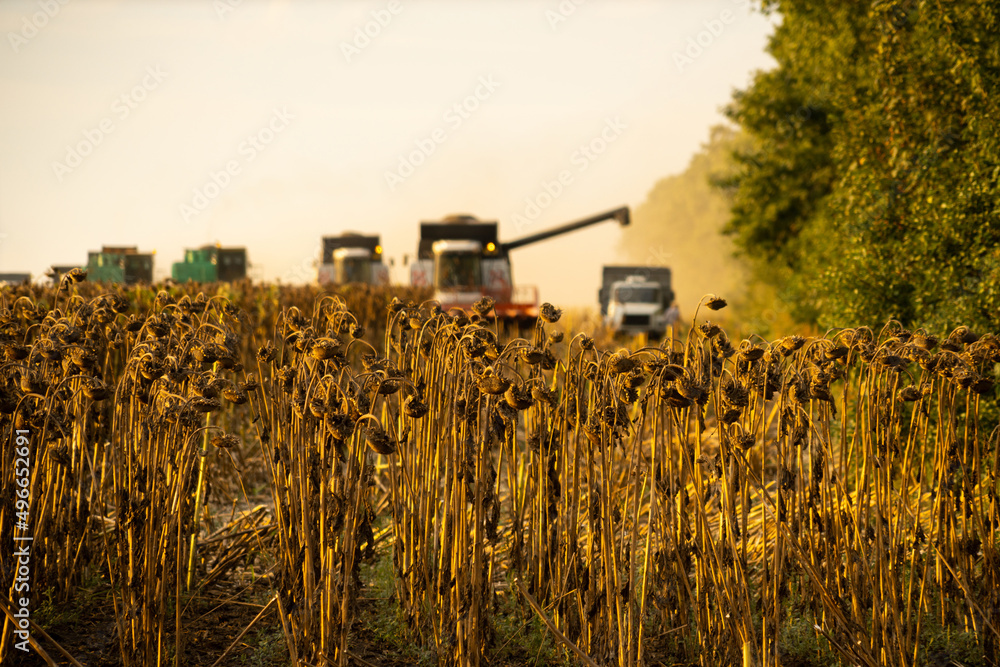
[599,266,678,337]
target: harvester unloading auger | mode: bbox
[410,206,630,323]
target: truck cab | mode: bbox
[599,266,677,337]
[607,276,666,334]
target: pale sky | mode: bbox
[0,0,776,307]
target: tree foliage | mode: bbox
[724,0,1000,333]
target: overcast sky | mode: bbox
[0,0,776,306]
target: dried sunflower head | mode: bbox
[778,335,806,355]
[531,384,558,406]
[472,296,495,316]
[238,374,260,392]
[3,343,29,361]
[277,365,295,392]
[211,433,241,449]
[539,302,562,323]
[518,347,545,365]
[365,423,396,455]
[698,322,721,339]
[504,383,534,410]
[704,295,727,311]
[403,395,428,419]
[310,337,342,361]
[257,342,277,364]
[660,364,686,381]
[676,374,704,401]
[877,353,907,372]
[189,397,222,413]
[913,333,938,351]
[713,331,736,359]
[660,385,692,409]
[738,340,765,362]
[376,372,403,395]
[609,351,637,374]
[477,368,510,395]
[223,386,248,405]
[82,377,109,401]
[971,377,995,395]
[59,267,88,289]
[192,343,218,365]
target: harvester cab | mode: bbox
[172,244,248,283]
[319,234,389,286]
[411,207,630,321]
[87,246,154,285]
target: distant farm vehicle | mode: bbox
[599,265,678,337]
[0,273,31,286]
[172,245,248,283]
[87,246,154,284]
[318,234,389,286]
[410,206,630,322]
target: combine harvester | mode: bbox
[410,206,630,325]
[172,244,248,282]
[86,246,154,285]
[318,234,390,286]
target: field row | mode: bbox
[0,281,997,666]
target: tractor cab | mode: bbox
[433,240,481,289]
[319,234,389,286]
[332,247,376,284]
[613,278,662,305]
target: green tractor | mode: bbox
[172,245,248,283]
[86,246,154,284]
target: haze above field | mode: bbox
[0,0,775,307]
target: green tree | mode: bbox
[724,0,1000,334]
